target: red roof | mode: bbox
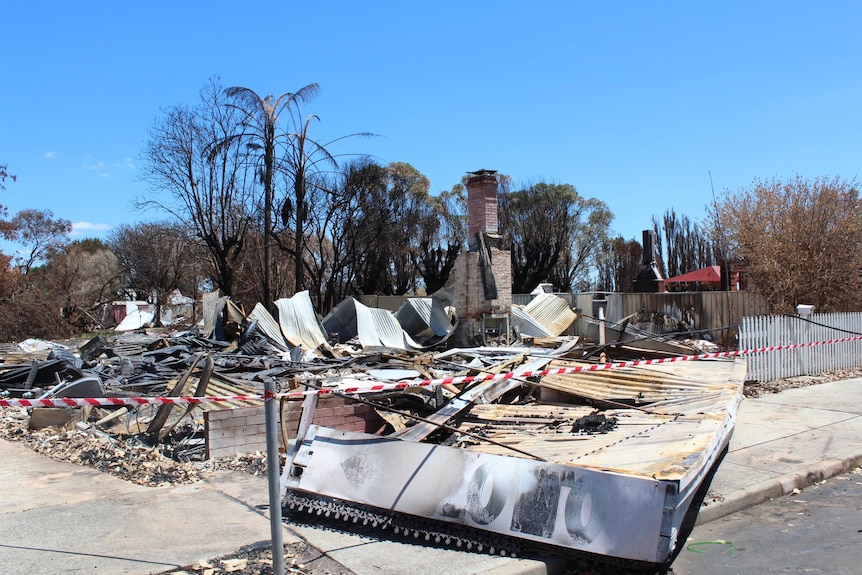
[664,265,722,284]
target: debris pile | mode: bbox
[158,540,355,575]
[0,289,755,570]
[0,406,203,485]
[0,291,596,473]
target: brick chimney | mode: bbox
[465,169,499,248]
[452,169,512,346]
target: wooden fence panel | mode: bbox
[514,291,768,341]
[585,291,768,346]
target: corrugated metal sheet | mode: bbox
[201,291,226,338]
[395,298,433,339]
[321,298,360,343]
[323,298,421,350]
[523,292,579,336]
[459,358,745,485]
[510,305,553,338]
[193,373,264,411]
[370,307,421,349]
[275,291,328,352]
[395,298,454,340]
[247,303,290,351]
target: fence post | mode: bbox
[796,305,815,376]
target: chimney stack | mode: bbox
[634,229,664,292]
[465,169,499,248]
[452,168,512,346]
[642,229,657,265]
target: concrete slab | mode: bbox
[200,469,301,545]
[753,378,862,413]
[1,487,277,575]
[0,439,145,513]
[705,460,782,495]
[0,439,296,575]
[728,400,855,450]
[728,416,862,476]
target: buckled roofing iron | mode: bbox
[322,297,422,350]
[275,291,328,352]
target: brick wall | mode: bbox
[452,245,513,346]
[491,247,512,305]
[453,248,512,317]
[204,396,387,460]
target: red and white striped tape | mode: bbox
[0,393,270,409]
[2,335,861,409]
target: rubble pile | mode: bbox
[0,289,721,489]
[0,406,203,485]
[158,540,355,575]
[0,316,318,480]
[743,366,862,397]
[0,311,537,480]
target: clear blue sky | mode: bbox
[2,1,860,245]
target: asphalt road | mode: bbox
[669,467,862,575]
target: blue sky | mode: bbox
[2,1,860,246]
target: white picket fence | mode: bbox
[740,313,862,382]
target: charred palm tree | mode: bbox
[215,84,320,312]
[280,113,376,294]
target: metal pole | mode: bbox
[598,306,606,346]
[264,378,285,575]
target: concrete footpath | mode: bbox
[2,378,862,575]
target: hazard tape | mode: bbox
[2,335,862,409]
[0,393,270,409]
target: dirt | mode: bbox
[742,366,862,397]
[157,540,356,575]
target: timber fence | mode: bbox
[740,313,862,382]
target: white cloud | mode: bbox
[113,157,135,169]
[43,151,56,159]
[83,155,135,174]
[71,222,112,236]
[82,160,107,170]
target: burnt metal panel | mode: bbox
[282,347,745,566]
[510,306,553,338]
[463,359,746,486]
[395,297,455,341]
[287,425,671,564]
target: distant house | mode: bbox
[111,301,153,326]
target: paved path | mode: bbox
[698,378,862,524]
[0,439,298,575]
